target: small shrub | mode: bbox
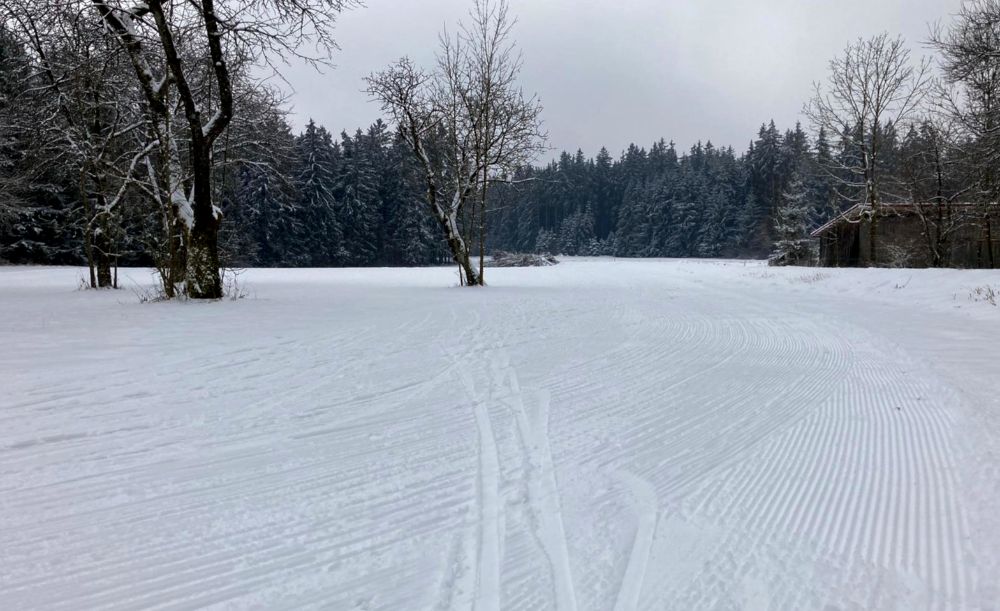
[222,268,250,300]
[132,268,249,303]
[789,271,830,284]
[768,241,817,267]
[132,282,173,304]
[969,285,998,306]
[880,244,915,269]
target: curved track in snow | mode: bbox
[1,261,997,609]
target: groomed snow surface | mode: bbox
[2,259,999,610]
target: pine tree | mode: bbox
[592,147,618,238]
[613,180,650,256]
[697,187,731,257]
[808,127,840,226]
[336,130,381,266]
[557,207,595,255]
[746,122,784,249]
[234,163,294,266]
[293,120,345,265]
[535,228,556,254]
[772,171,815,265]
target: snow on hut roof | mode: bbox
[810,202,981,238]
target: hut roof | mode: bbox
[810,202,980,238]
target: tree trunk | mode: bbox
[868,174,879,266]
[866,136,880,267]
[451,232,481,286]
[931,216,943,268]
[154,127,188,299]
[985,210,996,269]
[80,172,97,289]
[84,220,97,290]
[479,173,487,284]
[95,234,113,288]
[186,149,222,299]
[868,209,879,267]
[167,214,187,298]
[436,215,480,286]
[94,192,113,288]
[97,263,112,288]
[186,224,220,298]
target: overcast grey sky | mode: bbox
[280,0,963,161]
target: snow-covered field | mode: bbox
[2,259,999,610]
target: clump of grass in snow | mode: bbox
[789,271,830,284]
[969,285,998,306]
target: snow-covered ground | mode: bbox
[2,259,999,610]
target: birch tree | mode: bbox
[366,0,544,286]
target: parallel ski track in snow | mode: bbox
[1,262,993,609]
[496,356,577,611]
[448,315,505,611]
[442,300,579,611]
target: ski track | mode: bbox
[611,471,658,611]
[1,261,997,609]
[496,355,577,611]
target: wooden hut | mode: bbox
[811,202,999,268]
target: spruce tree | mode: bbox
[772,171,815,265]
[336,130,381,266]
[294,120,345,265]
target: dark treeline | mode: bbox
[218,119,448,268]
[0,112,974,267]
[0,4,443,271]
[0,110,449,268]
[488,122,833,259]
[487,116,979,260]
[0,111,904,266]
[3,0,1000,279]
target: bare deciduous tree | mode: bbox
[366,0,544,286]
[2,1,146,288]
[92,0,355,298]
[805,33,931,265]
[931,0,1000,267]
[899,118,973,267]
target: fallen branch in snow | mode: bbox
[487,251,558,267]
